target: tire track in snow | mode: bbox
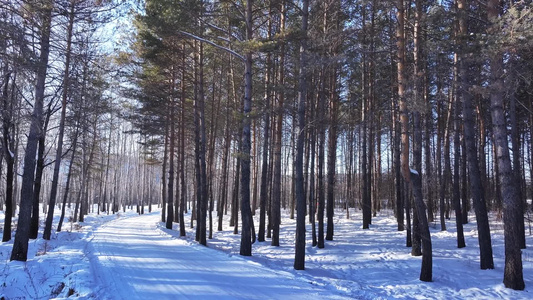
[89,213,352,300]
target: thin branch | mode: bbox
[178,30,245,62]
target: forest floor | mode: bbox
[0,205,532,299]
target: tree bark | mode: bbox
[11,0,52,261]
[258,8,272,241]
[239,0,254,256]
[271,1,285,247]
[166,94,175,230]
[458,0,494,269]
[1,70,14,242]
[487,0,524,289]
[294,0,309,270]
[453,92,465,248]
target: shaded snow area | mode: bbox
[1,206,532,299]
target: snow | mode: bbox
[1,206,532,299]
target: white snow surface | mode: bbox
[1,206,532,299]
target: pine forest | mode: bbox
[1,0,533,298]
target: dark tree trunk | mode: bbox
[412,170,432,282]
[166,97,175,230]
[317,73,326,249]
[488,1,524,289]
[294,0,309,270]
[179,62,187,237]
[453,93,465,248]
[397,0,411,249]
[258,18,272,241]
[509,89,526,249]
[161,120,169,222]
[197,38,208,246]
[43,2,75,240]
[461,135,469,224]
[271,1,285,247]
[30,127,47,239]
[413,1,432,276]
[309,94,317,246]
[326,70,338,240]
[393,93,403,231]
[2,70,14,242]
[458,0,494,269]
[362,95,370,229]
[218,107,231,232]
[238,0,254,257]
[57,129,79,232]
[11,1,52,262]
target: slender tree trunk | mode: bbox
[309,93,317,246]
[2,70,14,242]
[271,1,285,248]
[166,97,175,230]
[487,0,524,289]
[57,128,79,232]
[393,87,403,231]
[453,92,465,248]
[239,0,254,256]
[509,87,526,249]
[162,120,169,222]
[43,2,75,239]
[461,135,469,224]
[219,104,231,232]
[294,0,309,270]
[197,35,208,246]
[258,12,272,241]
[458,0,494,269]
[179,58,187,236]
[397,0,411,249]
[317,72,326,249]
[30,122,47,239]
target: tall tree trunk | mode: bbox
[43,2,75,239]
[487,0,524,290]
[30,119,48,239]
[410,1,432,281]
[393,83,403,231]
[453,92,465,248]
[271,1,285,247]
[2,70,14,242]
[218,102,231,232]
[239,0,254,256]
[326,73,337,241]
[397,0,411,248]
[166,97,175,230]
[57,127,79,232]
[509,86,526,249]
[317,71,326,249]
[258,8,272,241]
[309,90,317,246]
[461,135,469,224]
[458,0,494,269]
[179,59,187,237]
[161,119,169,222]
[197,35,208,246]
[11,0,52,261]
[294,0,309,270]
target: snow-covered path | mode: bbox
[90,213,350,300]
